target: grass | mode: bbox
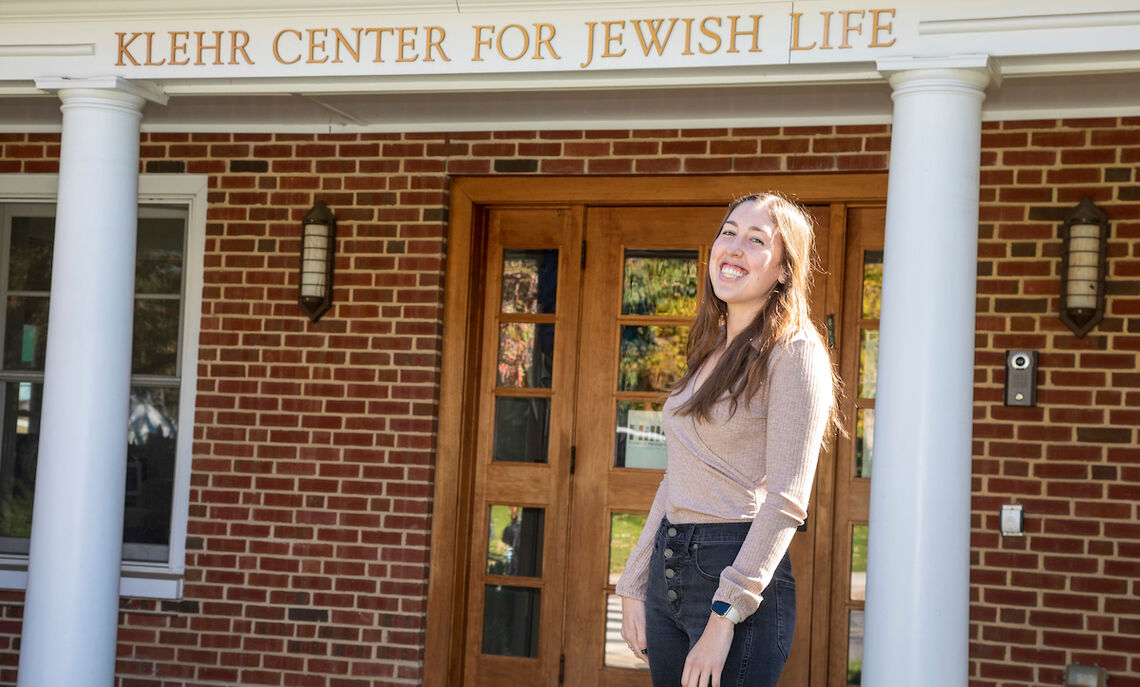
[609,513,647,579]
[851,525,867,573]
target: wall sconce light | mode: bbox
[1059,198,1108,338]
[299,200,337,322]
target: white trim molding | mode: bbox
[0,173,207,601]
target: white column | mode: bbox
[19,77,165,687]
[863,57,996,687]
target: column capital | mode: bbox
[876,55,1001,94]
[34,75,168,106]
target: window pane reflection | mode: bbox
[0,382,42,552]
[492,397,550,463]
[614,401,666,469]
[850,525,867,601]
[609,513,647,585]
[858,330,878,399]
[497,323,554,388]
[3,297,49,371]
[135,217,185,295]
[855,409,874,479]
[861,250,883,320]
[604,593,649,670]
[132,299,180,377]
[483,585,541,658]
[621,250,698,316]
[618,326,688,392]
[501,249,558,314]
[487,505,544,577]
[848,609,864,686]
[125,386,178,556]
[8,216,54,293]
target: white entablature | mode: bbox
[1,1,1139,133]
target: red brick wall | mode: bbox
[972,118,1140,687]
[0,120,1137,687]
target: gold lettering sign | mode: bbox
[112,9,898,71]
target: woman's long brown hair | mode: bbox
[673,193,841,435]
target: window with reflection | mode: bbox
[492,397,551,463]
[855,409,874,478]
[614,401,666,469]
[850,525,867,601]
[608,512,647,585]
[501,249,558,314]
[861,251,882,320]
[483,585,541,657]
[497,323,555,389]
[854,250,881,480]
[618,325,689,392]
[0,204,188,563]
[487,505,545,577]
[848,609,864,686]
[622,250,698,317]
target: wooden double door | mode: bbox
[428,176,886,687]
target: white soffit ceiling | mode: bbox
[2,70,1140,132]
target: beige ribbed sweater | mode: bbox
[615,332,832,619]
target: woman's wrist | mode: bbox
[706,612,736,635]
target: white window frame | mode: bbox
[0,173,207,599]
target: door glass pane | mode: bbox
[609,513,648,585]
[135,216,185,295]
[8,216,54,293]
[497,323,554,388]
[615,401,666,469]
[604,593,649,670]
[487,505,544,577]
[858,330,878,399]
[501,249,558,314]
[0,381,42,553]
[4,297,49,371]
[861,250,883,320]
[492,396,550,463]
[854,408,874,478]
[132,299,180,377]
[125,386,178,556]
[482,585,541,657]
[621,250,699,316]
[850,525,867,601]
[618,325,688,392]
[848,609,864,686]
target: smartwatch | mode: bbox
[711,601,742,624]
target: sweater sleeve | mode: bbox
[713,337,832,618]
[614,473,669,601]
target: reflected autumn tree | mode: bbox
[619,326,689,392]
[622,252,698,317]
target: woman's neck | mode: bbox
[724,301,764,343]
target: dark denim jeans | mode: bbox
[644,519,795,687]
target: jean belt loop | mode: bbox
[681,523,697,554]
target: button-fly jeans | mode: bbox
[644,518,795,687]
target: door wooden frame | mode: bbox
[425,174,888,687]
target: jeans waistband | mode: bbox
[658,517,752,544]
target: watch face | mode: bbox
[711,601,731,616]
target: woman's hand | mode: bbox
[619,596,649,664]
[681,613,735,687]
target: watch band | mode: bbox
[711,601,742,624]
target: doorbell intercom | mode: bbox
[1004,350,1038,407]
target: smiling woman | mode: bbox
[616,193,839,687]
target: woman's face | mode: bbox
[708,200,786,316]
